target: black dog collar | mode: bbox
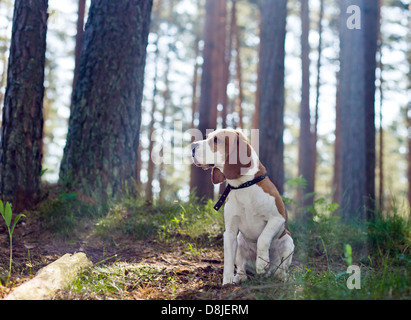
[213,174,267,211]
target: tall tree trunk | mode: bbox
[363,0,379,218]
[298,0,315,217]
[333,71,341,206]
[221,0,235,129]
[253,8,262,130]
[190,36,201,191]
[0,0,48,212]
[218,0,236,197]
[59,0,153,201]
[71,0,86,110]
[159,54,171,204]
[407,5,411,214]
[145,45,160,204]
[258,0,287,194]
[408,101,411,214]
[313,0,324,197]
[192,0,227,200]
[338,0,379,221]
[377,15,384,212]
[233,0,244,129]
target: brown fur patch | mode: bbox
[211,167,226,184]
[222,131,251,180]
[255,162,289,238]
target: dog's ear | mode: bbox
[211,167,226,184]
[223,131,252,179]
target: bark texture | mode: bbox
[0,0,48,211]
[338,0,379,220]
[59,0,153,200]
[258,0,287,194]
[192,0,227,200]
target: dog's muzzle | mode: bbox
[191,142,213,170]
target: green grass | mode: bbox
[60,262,171,300]
[232,209,411,300]
[35,188,411,300]
[37,189,104,237]
[94,196,224,247]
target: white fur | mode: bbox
[192,129,295,286]
[223,186,294,285]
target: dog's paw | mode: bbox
[256,257,270,275]
[222,274,236,286]
[233,273,247,284]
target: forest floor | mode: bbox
[0,213,228,300]
[1,188,411,300]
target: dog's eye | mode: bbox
[214,137,219,144]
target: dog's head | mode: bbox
[191,129,259,184]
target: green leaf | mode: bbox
[326,203,339,212]
[304,192,317,200]
[344,244,353,266]
[0,200,4,215]
[11,214,25,235]
[40,168,48,177]
[286,176,307,189]
[335,271,347,280]
[4,202,12,228]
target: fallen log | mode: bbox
[3,253,92,300]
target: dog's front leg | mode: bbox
[256,217,285,275]
[222,206,239,286]
[223,229,238,285]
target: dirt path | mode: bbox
[1,217,231,300]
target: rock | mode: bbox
[3,253,92,300]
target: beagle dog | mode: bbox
[191,129,294,285]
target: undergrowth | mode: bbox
[33,187,411,300]
[94,196,224,247]
[37,187,104,237]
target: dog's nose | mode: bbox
[191,143,199,157]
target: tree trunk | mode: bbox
[221,0,235,129]
[363,0,379,218]
[298,0,315,216]
[377,15,384,212]
[190,36,201,191]
[0,0,48,212]
[71,0,86,110]
[158,54,171,204]
[258,0,287,194]
[407,8,411,214]
[233,0,244,129]
[339,0,366,220]
[338,0,379,221]
[408,101,411,213]
[192,0,227,200]
[145,45,160,204]
[253,8,262,130]
[59,0,153,201]
[333,71,341,207]
[313,0,324,199]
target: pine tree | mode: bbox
[258,0,287,194]
[298,0,315,216]
[338,0,379,220]
[59,0,153,200]
[192,0,227,200]
[0,0,48,212]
